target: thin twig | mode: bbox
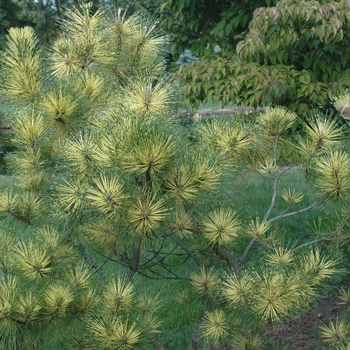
[78,245,106,281]
[292,235,349,252]
[267,200,325,225]
[239,237,257,268]
[170,234,202,267]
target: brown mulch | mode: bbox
[206,295,346,350]
[268,295,346,349]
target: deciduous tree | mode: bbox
[174,0,350,113]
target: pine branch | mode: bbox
[267,200,325,224]
[291,237,341,252]
[170,234,202,267]
[213,244,240,276]
[126,237,142,283]
[239,237,257,270]
[7,208,31,225]
[78,245,106,281]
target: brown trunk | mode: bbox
[126,237,142,282]
[150,337,168,350]
[187,322,202,350]
[214,244,241,276]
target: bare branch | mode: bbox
[291,237,337,252]
[267,200,325,224]
[170,234,202,267]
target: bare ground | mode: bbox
[268,294,347,349]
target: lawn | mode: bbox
[0,174,15,189]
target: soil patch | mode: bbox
[268,295,347,349]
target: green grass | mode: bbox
[0,174,15,189]
[0,99,15,121]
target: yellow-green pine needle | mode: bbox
[1,27,42,99]
[0,276,18,300]
[201,309,228,342]
[12,112,48,149]
[197,119,252,156]
[305,115,344,148]
[67,263,92,289]
[50,37,80,77]
[222,274,253,304]
[232,333,265,350]
[83,220,119,246]
[87,174,127,216]
[302,249,338,286]
[16,292,41,323]
[165,159,221,200]
[257,107,297,136]
[36,226,60,249]
[0,315,19,350]
[281,188,304,205]
[174,291,191,305]
[11,150,46,175]
[57,179,87,213]
[87,316,111,346]
[0,229,14,265]
[62,134,100,174]
[320,318,349,347]
[41,88,80,134]
[17,191,42,218]
[103,279,134,314]
[252,273,294,321]
[0,189,17,214]
[266,247,294,267]
[0,278,19,349]
[314,150,350,198]
[12,242,52,281]
[202,208,241,246]
[137,293,161,315]
[128,195,168,236]
[256,157,278,175]
[51,4,111,76]
[338,287,350,308]
[18,171,48,193]
[122,80,174,115]
[140,314,161,335]
[297,138,320,158]
[76,287,98,315]
[172,210,194,238]
[121,135,175,175]
[44,284,74,320]
[190,267,219,297]
[246,217,270,238]
[77,70,107,102]
[110,320,141,349]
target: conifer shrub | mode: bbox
[0,2,349,349]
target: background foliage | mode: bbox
[172,0,350,112]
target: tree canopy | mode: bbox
[160,0,279,58]
[172,0,350,113]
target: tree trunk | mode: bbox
[55,0,61,16]
[126,237,142,282]
[150,337,168,350]
[187,322,202,350]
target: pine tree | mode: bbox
[0,2,349,349]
